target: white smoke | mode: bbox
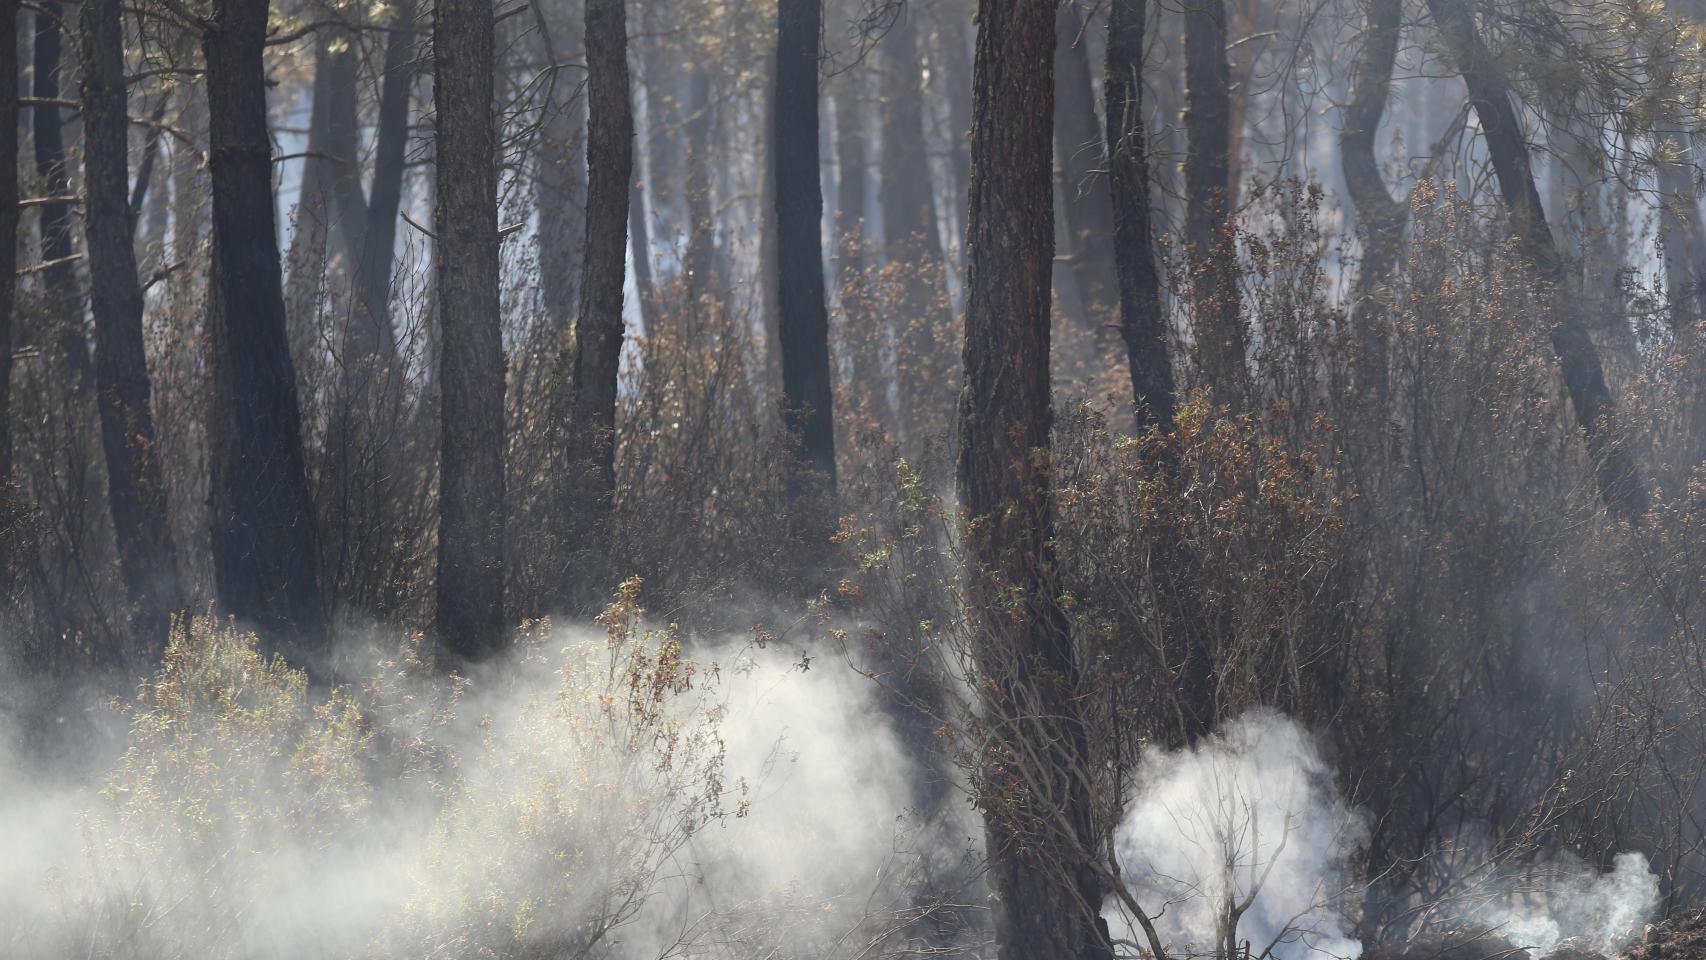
[1104,709,1370,960]
[1469,849,1659,955]
[0,617,963,960]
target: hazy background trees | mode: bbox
[12,0,1706,956]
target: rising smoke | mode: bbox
[0,615,961,960]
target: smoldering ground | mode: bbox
[0,613,1668,960]
[0,610,975,960]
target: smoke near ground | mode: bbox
[1106,710,1370,960]
[1104,711,1660,960]
[0,614,966,960]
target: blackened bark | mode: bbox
[1657,127,1704,340]
[834,77,867,287]
[1656,126,1706,463]
[32,2,91,388]
[82,0,182,642]
[433,0,508,658]
[0,0,17,486]
[557,0,632,609]
[684,68,716,307]
[286,27,362,332]
[352,0,416,370]
[1106,0,1176,432]
[1339,0,1405,401]
[1183,0,1247,403]
[536,0,588,333]
[939,18,974,265]
[203,0,328,665]
[1425,0,1646,518]
[880,7,950,446]
[959,4,1110,960]
[630,176,655,326]
[773,0,836,494]
[1055,2,1119,322]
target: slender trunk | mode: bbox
[556,0,632,611]
[287,28,363,331]
[32,2,91,388]
[536,0,588,333]
[1339,0,1405,401]
[774,0,836,494]
[939,18,973,272]
[1657,127,1703,339]
[630,176,655,327]
[1055,1,1119,323]
[170,32,209,321]
[684,67,716,308]
[960,5,1110,960]
[1106,0,1176,432]
[1,0,17,488]
[351,0,415,370]
[324,31,367,265]
[1425,0,1646,517]
[880,7,950,447]
[203,0,328,667]
[1183,0,1247,403]
[835,73,886,423]
[285,32,336,332]
[433,0,508,658]
[835,74,867,287]
[82,0,183,643]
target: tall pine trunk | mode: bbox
[536,0,588,334]
[1339,0,1405,401]
[0,0,16,489]
[556,0,632,610]
[773,0,836,495]
[1106,0,1176,432]
[433,0,508,659]
[32,3,91,389]
[203,0,327,667]
[1425,0,1646,518]
[879,7,949,448]
[351,0,415,373]
[1054,1,1119,325]
[1183,0,1247,403]
[959,4,1110,960]
[81,0,182,642]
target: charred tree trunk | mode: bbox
[1183,0,1247,404]
[959,4,1111,960]
[32,2,92,389]
[835,73,886,425]
[880,7,950,447]
[285,32,338,333]
[773,0,836,495]
[1657,127,1704,339]
[1655,124,1706,461]
[630,176,655,327]
[433,0,508,659]
[556,0,632,610]
[835,75,867,287]
[1055,1,1119,325]
[351,0,415,372]
[287,27,365,335]
[684,67,716,308]
[1339,0,1405,401]
[1106,0,1176,432]
[939,18,974,271]
[1,0,16,489]
[81,0,182,642]
[203,0,328,666]
[1425,0,1647,518]
[536,0,588,334]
